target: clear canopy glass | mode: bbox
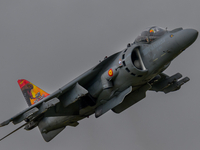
[135,26,166,44]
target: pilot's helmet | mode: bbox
[149,27,158,35]
[149,29,155,33]
[149,26,165,36]
[134,26,166,43]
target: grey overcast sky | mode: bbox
[0,0,200,150]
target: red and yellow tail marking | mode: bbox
[17,79,49,105]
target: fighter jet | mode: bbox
[0,26,198,142]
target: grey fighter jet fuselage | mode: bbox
[0,26,198,142]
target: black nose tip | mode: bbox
[186,29,198,42]
[175,29,198,49]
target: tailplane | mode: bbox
[17,79,50,106]
[38,123,65,142]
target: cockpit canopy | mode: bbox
[135,26,166,44]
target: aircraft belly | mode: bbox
[95,86,133,117]
[112,83,151,113]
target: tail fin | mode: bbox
[17,79,50,106]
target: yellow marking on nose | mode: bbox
[153,58,158,62]
[161,53,166,57]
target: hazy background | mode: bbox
[0,0,200,150]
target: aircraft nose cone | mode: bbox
[175,29,198,49]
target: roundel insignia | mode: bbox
[108,69,113,77]
[119,59,122,66]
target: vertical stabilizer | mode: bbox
[17,79,50,106]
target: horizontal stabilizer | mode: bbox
[39,126,65,142]
[0,120,10,127]
[0,122,28,141]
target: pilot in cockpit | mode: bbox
[135,26,166,44]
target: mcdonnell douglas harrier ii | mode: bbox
[0,26,198,142]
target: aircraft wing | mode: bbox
[149,73,190,93]
[0,51,121,127]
